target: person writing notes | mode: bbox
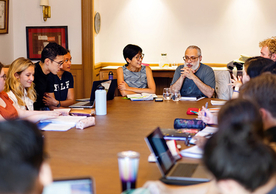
[117,44,156,97]
[43,50,75,109]
[170,45,215,98]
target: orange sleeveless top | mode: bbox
[0,91,18,120]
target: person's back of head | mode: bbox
[0,120,52,194]
[123,44,142,64]
[203,121,276,193]
[239,74,276,118]
[244,56,274,78]
[41,42,67,63]
[217,99,264,139]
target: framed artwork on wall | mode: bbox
[0,0,9,34]
[26,26,68,60]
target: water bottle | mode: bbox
[95,85,107,115]
[108,71,113,80]
[159,53,169,68]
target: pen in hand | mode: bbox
[204,102,208,117]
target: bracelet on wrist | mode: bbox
[233,90,240,93]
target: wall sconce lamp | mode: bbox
[40,0,51,21]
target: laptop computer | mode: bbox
[145,127,210,184]
[69,79,117,108]
[42,177,94,194]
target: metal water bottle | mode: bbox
[95,85,107,115]
[108,71,113,80]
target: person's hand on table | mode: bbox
[143,181,170,194]
[118,81,129,91]
[39,111,61,121]
[192,136,207,149]
[198,106,217,124]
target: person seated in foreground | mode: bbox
[0,120,52,194]
[5,57,36,110]
[33,42,67,110]
[230,56,273,98]
[170,45,215,98]
[239,74,276,143]
[43,50,75,109]
[259,36,276,61]
[0,62,60,122]
[144,99,276,194]
[117,44,156,97]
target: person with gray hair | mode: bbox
[170,45,215,98]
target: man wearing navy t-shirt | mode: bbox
[170,45,215,98]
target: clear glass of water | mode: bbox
[163,88,171,100]
[171,89,181,101]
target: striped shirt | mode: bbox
[122,65,147,88]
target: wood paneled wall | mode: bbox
[70,65,83,99]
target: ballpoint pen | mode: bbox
[204,102,208,117]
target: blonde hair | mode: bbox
[4,57,36,106]
[259,36,276,56]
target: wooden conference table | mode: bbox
[43,97,221,194]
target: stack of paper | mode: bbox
[189,126,218,144]
[127,93,157,101]
[180,96,205,101]
[180,146,203,159]
[38,116,87,131]
[211,100,226,106]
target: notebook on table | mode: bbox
[145,127,210,185]
[42,177,94,194]
[69,79,117,108]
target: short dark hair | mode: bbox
[217,99,264,139]
[0,120,45,193]
[244,56,274,78]
[203,122,276,192]
[41,42,67,63]
[239,74,276,118]
[123,44,142,64]
[261,61,276,74]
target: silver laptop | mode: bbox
[69,79,117,108]
[145,127,210,183]
[42,177,94,194]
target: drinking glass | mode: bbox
[163,88,171,100]
[118,151,140,192]
[171,89,181,101]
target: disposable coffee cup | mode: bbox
[117,151,140,192]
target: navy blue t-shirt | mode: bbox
[46,71,74,101]
[171,63,215,97]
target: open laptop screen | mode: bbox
[42,177,94,194]
[145,127,176,176]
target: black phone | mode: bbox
[155,98,163,102]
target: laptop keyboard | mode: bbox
[170,163,198,177]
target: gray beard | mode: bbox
[184,60,200,71]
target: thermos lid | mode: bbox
[97,85,105,90]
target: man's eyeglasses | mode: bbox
[50,59,64,66]
[135,54,145,60]
[183,56,200,62]
[0,74,6,80]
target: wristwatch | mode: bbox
[57,101,61,107]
